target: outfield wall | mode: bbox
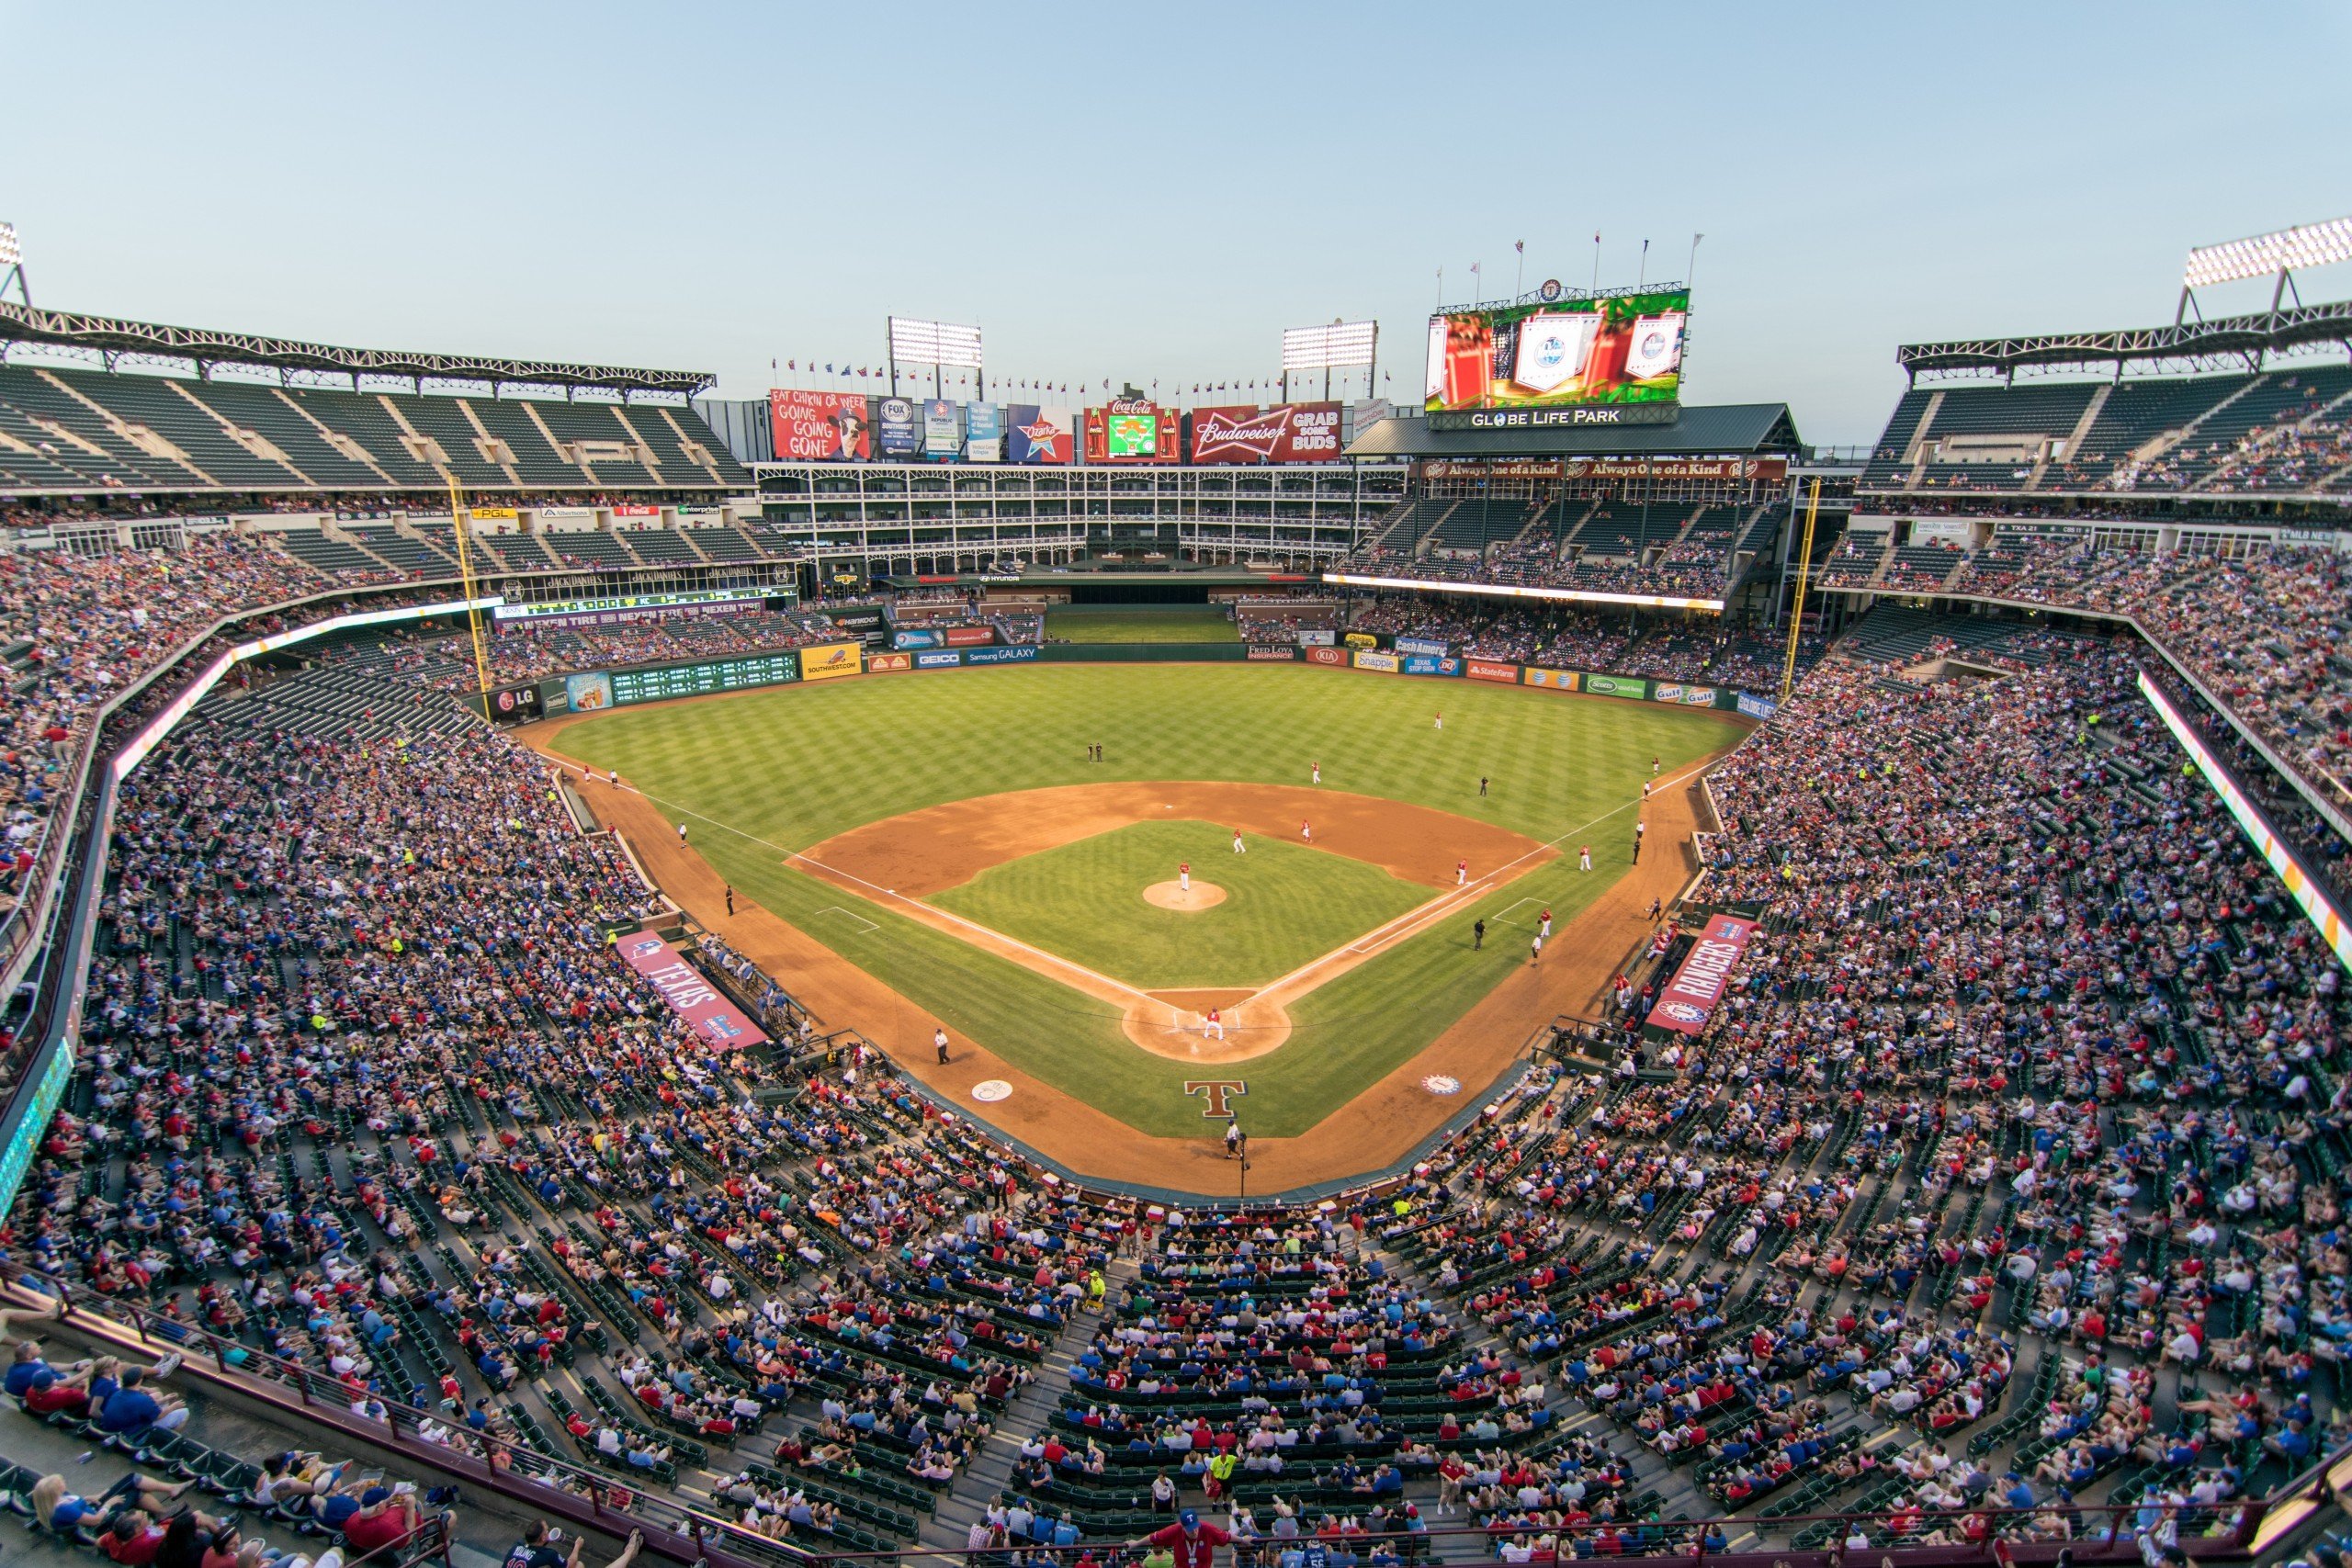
[523,637,1778,717]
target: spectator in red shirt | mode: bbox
[1137,1509,1230,1568]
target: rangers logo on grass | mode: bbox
[1421,1075,1462,1096]
[972,1079,1012,1103]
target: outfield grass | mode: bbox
[1045,605,1237,643]
[552,664,1736,1138]
[928,820,1429,988]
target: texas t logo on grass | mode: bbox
[1184,1080,1247,1118]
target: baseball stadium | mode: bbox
[2,14,2350,1568]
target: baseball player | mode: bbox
[1434,711,1444,730]
[1651,755,1661,775]
[1578,845,1592,872]
[1301,819,1312,843]
[1180,862,1191,894]
[1232,829,1246,854]
[1633,819,1645,863]
[1530,932,1544,964]
[933,1027,950,1065]
[1642,778,1653,800]
[1311,761,1321,785]
[1539,908,1553,939]
[677,822,687,845]
[1203,1008,1225,1041]
[1455,858,1468,887]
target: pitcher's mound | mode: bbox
[1143,880,1226,910]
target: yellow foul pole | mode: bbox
[443,474,493,703]
[1779,477,1821,709]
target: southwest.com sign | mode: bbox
[1320,571,1724,614]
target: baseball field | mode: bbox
[536,660,1741,1177]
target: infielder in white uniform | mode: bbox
[1311,762,1321,784]
[1232,829,1246,854]
[1455,858,1467,887]
[1300,819,1312,843]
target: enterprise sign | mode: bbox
[1321,572,1724,614]
[1427,404,1680,432]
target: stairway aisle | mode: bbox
[916,1258,1139,1554]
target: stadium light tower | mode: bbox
[2177,216,2352,323]
[1281,319,1378,401]
[0,223,28,307]
[887,316,984,400]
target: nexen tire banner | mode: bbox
[1649,915,1758,1038]
[798,642,864,681]
[867,651,912,671]
[1467,660,1520,684]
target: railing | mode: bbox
[11,1250,2336,1568]
[6,1269,817,1568]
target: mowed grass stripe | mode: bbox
[928,821,1429,989]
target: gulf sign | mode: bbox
[798,642,864,682]
[1649,915,1758,1037]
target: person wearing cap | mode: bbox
[339,1489,435,1561]
[24,1362,95,1416]
[1136,1508,1231,1568]
[98,1367,188,1435]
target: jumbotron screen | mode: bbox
[1423,288,1689,412]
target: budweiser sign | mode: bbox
[1189,402,1344,465]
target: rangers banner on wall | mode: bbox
[1648,915,1758,1037]
[1188,402,1344,464]
[616,931,768,1049]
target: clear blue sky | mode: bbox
[7,0,2349,443]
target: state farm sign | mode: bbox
[1189,402,1344,464]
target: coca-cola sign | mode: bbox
[1188,402,1345,465]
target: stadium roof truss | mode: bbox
[1896,298,2352,383]
[0,301,713,397]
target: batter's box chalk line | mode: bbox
[813,906,881,934]
[1486,896,1544,930]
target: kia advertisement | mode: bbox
[1188,401,1344,464]
[1004,404,1074,465]
[769,389,872,461]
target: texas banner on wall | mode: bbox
[1188,402,1344,464]
[769,389,872,462]
[1648,915,1758,1037]
[616,930,769,1049]
[1004,404,1074,465]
